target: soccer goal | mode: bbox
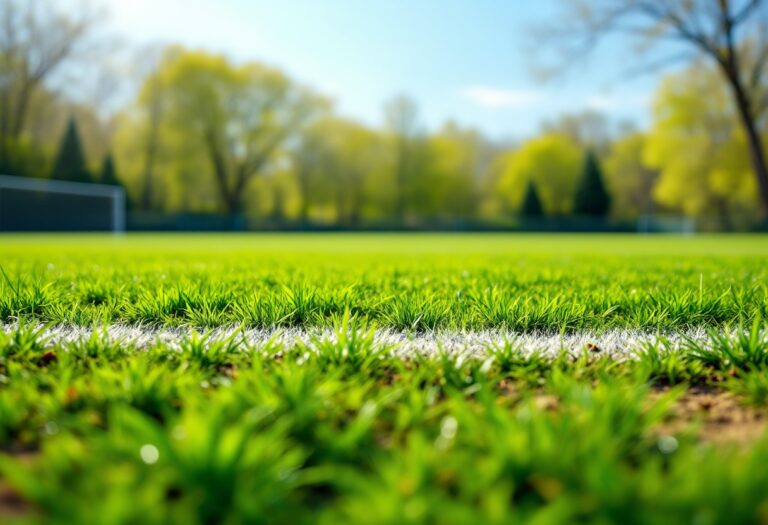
[0,175,126,232]
[636,214,696,234]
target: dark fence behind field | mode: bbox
[2,175,766,233]
[123,213,698,233]
[120,213,766,233]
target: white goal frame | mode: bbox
[0,175,126,232]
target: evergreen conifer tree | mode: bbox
[51,117,91,183]
[520,179,544,216]
[99,153,119,185]
[573,150,610,216]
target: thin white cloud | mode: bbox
[462,85,543,110]
[585,91,651,112]
[584,94,617,111]
[99,0,264,52]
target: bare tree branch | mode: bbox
[537,0,768,217]
[0,0,102,167]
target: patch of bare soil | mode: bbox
[0,481,31,520]
[656,386,766,444]
[0,448,37,520]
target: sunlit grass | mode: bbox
[0,320,767,523]
[1,233,767,331]
[2,233,768,522]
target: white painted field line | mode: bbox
[1,323,718,359]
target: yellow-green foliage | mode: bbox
[644,63,757,216]
[495,134,582,215]
[604,133,656,217]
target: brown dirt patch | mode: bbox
[0,448,37,520]
[0,481,32,520]
[521,385,766,444]
[655,386,766,444]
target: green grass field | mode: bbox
[2,234,768,524]
[2,233,767,330]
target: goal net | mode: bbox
[0,175,126,232]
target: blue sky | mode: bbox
[99,0,664,140]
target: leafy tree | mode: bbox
[134,47,169,212]
[100,153,119,185]
[0,137,46,177]
[293,117,489,225]
[573,150,610,216]
[292,128,328,223]
[543,0,768,217]
[604,133,657,218]
[154,49,326,213]
[495,134,581,215]
[291,117,382,225]
[113,52,177,213]
[323,119,382,225]
[384,95,425,222]
[541,110,615,154]
[520,179,544,216]
[644,63,757,220]
[0,86,110,181]
[23,92,113,168]
[0,0,100,171]
[423,122,491,219]
[51,117,91,183]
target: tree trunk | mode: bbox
[715,197,733,231]
[732,88,768,219]
[336,190,346,227]
[395,157,407,223]
[297,174,309,224]
[0,91,10,170]
[272,186,284,221]
[141,98,163,211]
[298,198,309,224]
[225,192,241,215]
[721,65,768,220]
[204,132,236,214]
[0,135,8,172]
[349,177,362,227]
[0,81,33,173]
[229,166,253,215]
[140,138,157,211]
[10,81,32,138]
[736,112,768,219]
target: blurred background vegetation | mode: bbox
[1,0,767,230]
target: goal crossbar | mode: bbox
[0,175,126,232]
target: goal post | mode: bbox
[0,175,126,232]
[637,214,696,234]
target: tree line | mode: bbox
[1,0,767,227]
